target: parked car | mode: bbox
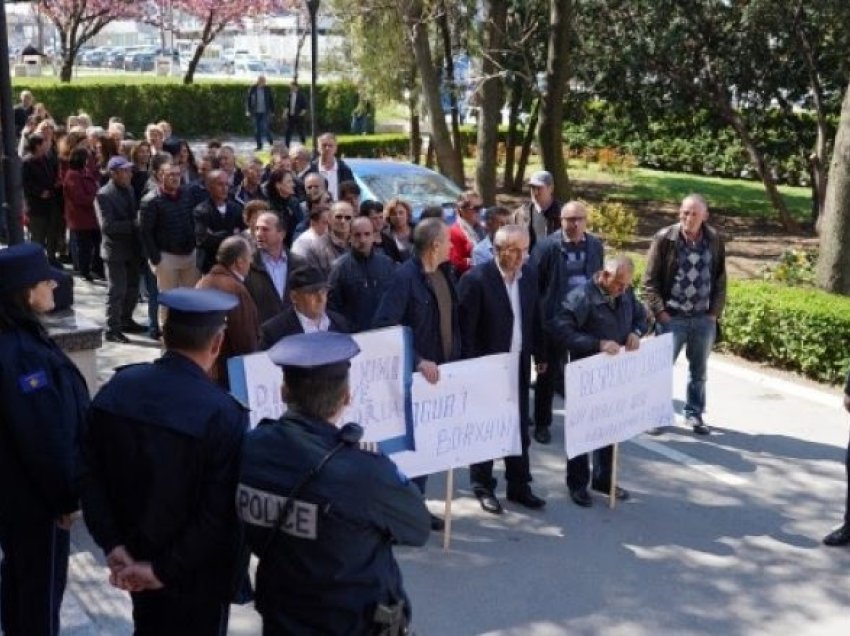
[124,51,156,72]
[346,159,463,224]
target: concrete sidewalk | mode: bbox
[52,277,850,634]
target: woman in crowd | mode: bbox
[176,139,200,185]
[130,140,152,202]
[265,168,302,245]
[63,146,102,281]
[382,197,414,262]
[0,243,90,636]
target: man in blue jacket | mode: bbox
[548,255,646,508]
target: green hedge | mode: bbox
[11,80,359,138]
[720,281,850,384]
[336,133,410,158]
[630,259,848,384]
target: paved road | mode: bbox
[45,279,850,634]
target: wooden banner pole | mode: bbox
[609,443,619,510]
[442,469,454,550]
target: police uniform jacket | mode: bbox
[0,325,89,522]
[239,411,431,634]
[81,351,248,600]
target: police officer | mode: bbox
[823,366,850,547]
[238,331,431,634]
[81,288,248,635]
[0,243,89,636]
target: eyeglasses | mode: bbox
[463,204,484,212]
[561,217,586,222]
[334,215,353,221]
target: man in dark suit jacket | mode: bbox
[458,225,546,514]
[193,170,245,274]
[259,266,349,349]
[245,211,304,324]
[305,133,354,201]
[284,81,309,146]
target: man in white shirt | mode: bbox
[306,133,354,201]
[458,225,547,514]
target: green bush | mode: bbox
[721,280,850,384]
[563,98,834,186]
[11,80,359,138]
[587,200,638,249]
[336,133,410,158]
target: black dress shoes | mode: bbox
[533,426,551,444]
[104,330,130,344]
[474,489,503,515]
[506,489,546,510]
[591,483,631,501]
[121,320,147,334]
[570,489,593,507]
[429,514,445,531]
[823,524,850,547]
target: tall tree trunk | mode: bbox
[399,0,464,186]
[514,98,540,192]
[721,102,798,232]
[60,54,74,82]
[475,0,508,205]
[816,79,850,293]
[503,78,523,191]
[293,27,308,83]
[183,43,206,85]
[408,93,422,163]
[537,0,572,202]
[436,1,464,173]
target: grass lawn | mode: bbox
[11,73,262,87]
[463,156,811,221]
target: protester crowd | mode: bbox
[7,85,849,636]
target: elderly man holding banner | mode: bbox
[458,225,547,514]
[548,255,647,508]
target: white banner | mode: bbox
[563,333,674,458]
[392,353,521,479]
[228,327,413,448]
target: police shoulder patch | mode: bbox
[18,369,49,393]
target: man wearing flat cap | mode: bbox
[259,265,349,349]
[238,331,431,634]
[81,288,249,635]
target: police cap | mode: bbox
[0,243,64,296]
[268,332,360,380]
[159,287,238,328]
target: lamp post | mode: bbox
[306,0,320,156]
[0,0,24,244]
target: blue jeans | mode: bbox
[657,313,716,419]
[253,112,273,149]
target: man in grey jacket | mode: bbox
[95,156,143,343]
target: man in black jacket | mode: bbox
[245,75,275,151]
[81,288,248,635]
[458,225,546,514]
[21,133,62,262]
[306,133,354,201]
[284,80,308,146]
[328,216,396,332]
[140,163,199,325]
[95,156,143,343]
[259,265,349,349]
[194,170,245,274]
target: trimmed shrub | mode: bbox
[336,133,410,158]
[12,80,359,138]
[587,201,638,249]
[720,280,850,384]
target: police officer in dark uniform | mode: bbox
[238,331,431,635]
[0,243,89,636]
[81,288,248,635]
[823,367,850,547]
